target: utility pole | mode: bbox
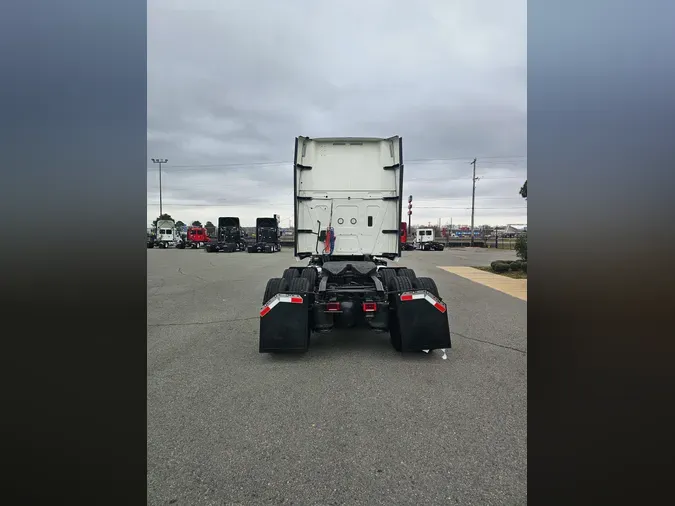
[470,158,478,247]
[151,158,168,217]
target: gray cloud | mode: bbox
[148,0,527,226]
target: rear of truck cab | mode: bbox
[259,135,451,354]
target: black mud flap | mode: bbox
[393,290,451,352]
[259,293,310,353]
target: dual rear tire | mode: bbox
[386,273,441,351]
[379,267,416,286]
[265,266,441,354]
[264,273,313,304]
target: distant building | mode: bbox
[498,224,527,237]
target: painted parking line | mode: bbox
[437,266,527,301]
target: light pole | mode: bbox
[469,158,480,247]
[151,158,168,216]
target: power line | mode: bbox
[149,155,527,172]
[146,203,293,207]
[165,155,527,167]
[146,203,527,210]
[419,196,522,200]
[415,206,527,210]
[147,174,526,190]
[407,175,525,181]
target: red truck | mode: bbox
[186,226,211,249]
[400,222,414,251]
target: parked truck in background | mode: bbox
[259,136,451,355]
[400,221,414,250]
[147,228,156,248]
[154,219,178,249]
[248,216,281,253]
[206,217,247,253]
[185,226,211,249]
[415,228,445,251]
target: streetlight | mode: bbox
[151,158,168,216]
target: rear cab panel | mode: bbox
[256,217,279,243]
[187,226,209,242]
[218,217,241,242]
[416,228,434,243]
[156,220,175,242]
[294,136,403,260]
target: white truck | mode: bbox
[154,219,178,249]
[259,136,452,354]
[415,228,445,251]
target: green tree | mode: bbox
[192,220,202,227]
[515,234,527,261]
[205,221,215,236]
[519,180,527,199]
[175,220,186,229]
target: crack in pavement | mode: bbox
[177,267,210,283]
[147,316,258,327]
[453,331,527,354]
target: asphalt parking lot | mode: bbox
[147,247,526,505]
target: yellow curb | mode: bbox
[437,266,527,301]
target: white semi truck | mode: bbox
[259,136,452,354]
[415,228,445,251]
[154,219,178,249]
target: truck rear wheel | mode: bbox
[288,277,311,294]
[263,277,289,304]
[282,268,299,284]
[387,279,408,351]
[412,277,440,298]
[301,268,318,289]
[388,275,414,292]
[398,268,417,281]
[379,268,397,287]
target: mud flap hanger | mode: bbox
[399,290,447,313]
[260,293,304,317]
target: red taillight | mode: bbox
[326,302,341,311]
[290,296,303,304]
[260,305,271,317]
[433,302,446,313]
[400,293,413,301]
[362,302,377,312]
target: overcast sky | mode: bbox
[147,0,527,228]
